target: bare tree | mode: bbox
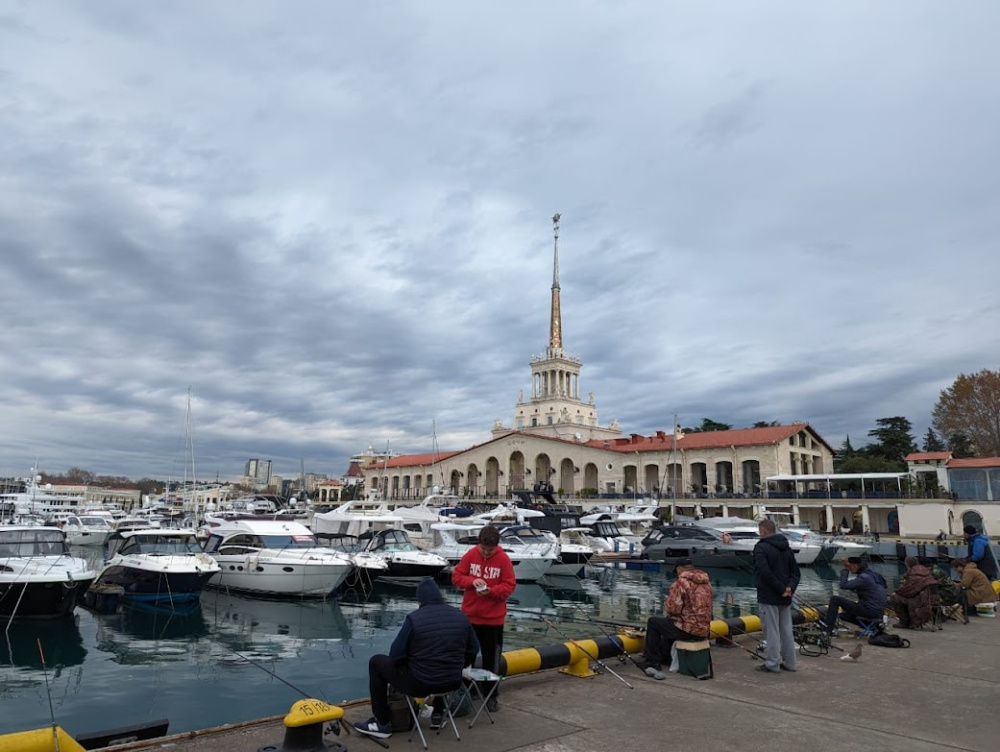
[932,369,1000,457]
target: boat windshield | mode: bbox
[260,534,317,549]
[123,535,202,555]
[0,529,69,557]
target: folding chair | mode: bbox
[853,617,885,639]
[461,666,502,729]
[404,684,463,750]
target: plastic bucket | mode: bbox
[974,602,996,618]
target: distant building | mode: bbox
[244,458,272,490]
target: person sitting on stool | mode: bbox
[820,556,887,635]
[636,557,714,680]
[952,558,998,616]
[888,556,937,629]
[354,578,480,740]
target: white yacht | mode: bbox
[428,522,554,582]
[0,525,97,619]
[311,532,390,587]
[393,492,467,549]
[310,493,404,540]
[1,470,87,519]
[202,519,354,598]
[356,528,448,582]
[95,529,220,606]
[497,525,564,577]
[534,527,595,577]
[62,514,115,546]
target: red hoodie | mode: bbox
[452,545,516,626]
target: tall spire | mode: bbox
[549,213,562,350]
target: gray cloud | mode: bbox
[1,1,998,480]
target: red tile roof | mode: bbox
[905,452,952,461]
[947,457,1000,468]
[362,451,462,470]
[590,424,832,453]
[344,461,365,478]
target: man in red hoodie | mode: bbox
[452,525,516,711]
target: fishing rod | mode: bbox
[572,603,648,673]
[37,639,61,752]
[537,615,633,689]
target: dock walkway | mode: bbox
[116,615,997,752]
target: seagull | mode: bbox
[841,643,863,661]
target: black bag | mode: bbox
[387,690,414,732]
[868,632,910,648]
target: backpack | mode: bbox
[868,632,910,648]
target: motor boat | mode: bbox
[534,528,594,577]
[692,517,822,565]
[0,525,97,619]
[428,522,554,582]
[807,533,873,564]
[393,492,469,549]
[311,531,390,587]
[0,470,88,519]
[310,494,404,540]
[583,518,645,555]
[95,529,220,606]
[497,525,567,577]
[356,529,448,582]
[202,519,355,598]
[640,525,757,569]
[61,514,115,547]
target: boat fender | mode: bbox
[721,533,732,545]
[258,698,345,752]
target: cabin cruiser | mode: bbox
[0,525,97,619]
[310,494,404,540]
[428,522,555,582]
[640,525,757,569]
[356,529,448,582]
[692,518,822,565]
[583,518,645,555]
[312,532,391,586]
[61,514,115,546]
[95,529,220,605]
[498,525,574,577]
[202,519,355,597]
[792,531,872,564]
[393,492,469,549]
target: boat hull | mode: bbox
[0,577,95,619]
[207,560,352,597]
[95,566,215,604]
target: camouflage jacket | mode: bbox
[666,569,714,637]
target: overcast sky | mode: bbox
[2,1,997,482]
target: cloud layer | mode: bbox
[2,2,997,480]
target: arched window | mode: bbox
[962,510,983,532]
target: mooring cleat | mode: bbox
[257,698,346,752]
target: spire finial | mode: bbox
[549,213,562,349]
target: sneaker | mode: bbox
[644,666,666,680]
[429,710,445,730]
[354,717,392,739]
[755,664,780,674]
[486,697,499,713]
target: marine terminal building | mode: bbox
[359,216,998,537]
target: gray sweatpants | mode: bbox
[759,603,796,672]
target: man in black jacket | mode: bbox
[753,519,801,674]
[820,556,887,635]
[355,578,480,740]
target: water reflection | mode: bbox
[95,604,210,665]
[1,615,87,671]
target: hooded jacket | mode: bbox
[966,533,998,580]
[890,564,937,627]
[838,564,888,615]
[452,545,516,626]
[666,568,714,637]
[959,562,998,608]
[753,533,801,606]
[389,578,480,688]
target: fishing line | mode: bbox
[221,643,327,701]
[572,603,648,672]
[37,639,62,752]
[537,615,633,689]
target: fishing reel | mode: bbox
[793,626,843,657]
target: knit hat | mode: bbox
[416,577,444,605]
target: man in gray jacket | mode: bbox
[753,519,801,674]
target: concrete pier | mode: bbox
[112,615,997,752]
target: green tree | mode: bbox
[684,418,732,433]
[922,428,945,452]
[948,431,974,459]
[838,454,906,473]
[932,369,1000,457]
[752,420,780,428]
[866,416,916,463]
[834,435,856,470]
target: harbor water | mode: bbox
[0,557,907,738]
